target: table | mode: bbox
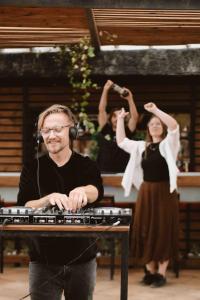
[0,224,130,300]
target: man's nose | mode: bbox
[48,129,57,138]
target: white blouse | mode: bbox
[118,126,180,196]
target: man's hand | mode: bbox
[47,188,88,211]
[68,187,88,211]
[47,193,69,210]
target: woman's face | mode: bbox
[110,110,121,130]
[147,116,164,139]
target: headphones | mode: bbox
[36,104,79,144]
[36,125,79,144]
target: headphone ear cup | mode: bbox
[36,133,44,144]
[69,126,78,140]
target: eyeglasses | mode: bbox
[40,125,71,136]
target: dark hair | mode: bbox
[108,107,122,123]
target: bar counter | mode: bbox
[0,172,200,187]
[102,172,200,202]
[102,172,200,187]
[0,172,200,203]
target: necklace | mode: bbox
[148,143,159,151]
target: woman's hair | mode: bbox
[108,107,121,123]
[37,104,77,131]
[145,114,167,143]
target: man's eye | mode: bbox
[43,128,50,134]
[54,127,62,133]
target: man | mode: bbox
[17,104,104,300]
[97,80,139,173]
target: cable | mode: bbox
[0,218,10,273]
[1,218,10,233]
[19,220,121,300]
[36,142,42,199]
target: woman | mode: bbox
[97,79,138,173]
[116,102,180,288]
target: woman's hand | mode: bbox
[103,80,113,91]
[120,88,132,100]
[144,102,158,114]
[118,107,129,119]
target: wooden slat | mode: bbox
[0,165,21,172]
[0,148,22,156]
[0,157,22,163]
[0,176,19,187]
[0,118,22,126]
[0,126,22,133]
[0,103,23,109]
[0,133,22,141]
[194,141,200,147]
[0,111,22,117]
[0,141,22,148]
[0,7,88,28]
[102,174,200,187]
[98,26,200,45]
[0,95,23,101]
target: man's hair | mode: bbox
[37,104,77,131]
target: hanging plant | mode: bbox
[66,37,98,136]
[54,37,99,159]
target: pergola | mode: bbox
[0,1,200,51]
[0,0,199,173]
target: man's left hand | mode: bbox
[68,187,88,211]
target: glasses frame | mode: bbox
[40,124,71,136]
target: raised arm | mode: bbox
[116,108,129,145]
[144,102,178,130]
[121,88,139,132]
[98,80,113,129]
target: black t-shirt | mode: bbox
[17,152,104,265]
[97,123,133,173]
[141,143,169,182]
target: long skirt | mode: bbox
[132,181,179,264]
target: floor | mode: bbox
[0,267,199,300]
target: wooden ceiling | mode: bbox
[0,2,200,50]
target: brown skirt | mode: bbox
[132,181,179,264]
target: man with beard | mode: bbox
[17,104,104,300]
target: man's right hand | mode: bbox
[46,192,70,211]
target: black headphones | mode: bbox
[36,125,79,144]
[36,105,79,144]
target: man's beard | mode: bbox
[47,141,66,154]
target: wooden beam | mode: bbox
[0,0,200,10]
[86,9,100,53]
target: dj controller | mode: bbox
[0,206,132,226]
